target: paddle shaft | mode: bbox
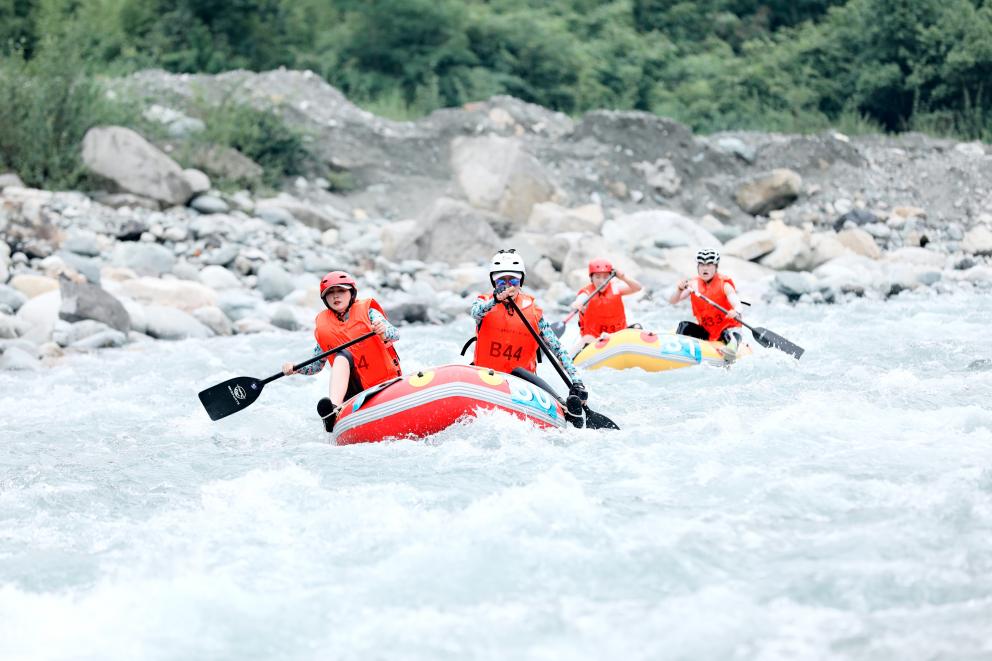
[559,272,616,326]
[260,331,378,385]
[505,296,574,389]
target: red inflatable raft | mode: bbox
[332,363,568,445]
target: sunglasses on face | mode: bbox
[495,277,521,288]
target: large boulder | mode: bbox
[735,169,802,215]
[723,230,776,262]
[407,198,502,265]
[526,202,604,235]
[255,193,342,231]
[837,228,881,259]
[602,210,720,253]
[58,277,131,332]
[114,277,217,313]
[0,284,27,313]
[81,126,193,205]
[757,221,814,271]
[143,305,214,340]
[452,135,557,224]
[380,220,421,261]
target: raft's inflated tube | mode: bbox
[572,328,749,372]
[333,363,567,445]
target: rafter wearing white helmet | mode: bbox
[489,248,526,286]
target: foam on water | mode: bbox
[1,292,990,660]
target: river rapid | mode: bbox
[2,292,990,660]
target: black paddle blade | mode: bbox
[198,376,265,421]
[583,406,620,430]
[551,321,566,338]
[752,327,805,359]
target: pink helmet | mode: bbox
[588,258,613,276]
[320,271,357,298]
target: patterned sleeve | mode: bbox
[471,296,496,324]
[539,317,580,381]
[295,344,326,375]
[368,308,399,341]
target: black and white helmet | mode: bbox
[489,248,526,285]
[696,248,720,265]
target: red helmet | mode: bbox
[320,271,357,298]
[588,258,613,276]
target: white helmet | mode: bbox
[696,248,720,265]
[489,248,526,285]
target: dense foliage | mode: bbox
[3,0,992,187]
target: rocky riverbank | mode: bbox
[1,68,990,370]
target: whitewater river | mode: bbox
[2,292,990,660]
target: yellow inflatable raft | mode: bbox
[572,328,750,372]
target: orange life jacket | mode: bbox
[314,298,401,389]
[474,293,543,373]
[690,274,742,341]
[577,282,627,336]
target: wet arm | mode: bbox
[295,344,327,375]
[471,297,496,323]
[368,308,400,341]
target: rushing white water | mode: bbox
[2,292,991,660]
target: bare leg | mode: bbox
[329,354,351,405]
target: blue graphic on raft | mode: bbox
[658,335,702,363]
[508,379,559,420]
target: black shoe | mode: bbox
[317,397,338,433]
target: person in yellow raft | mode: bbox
[281,271,401,431]
[668,248,745,362]
[569,258,642,354]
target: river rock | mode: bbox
[57,251,102,284]
[256,194,340,230]
[603,210,720,252]
[837,228,881,259]
[15,290,61,343]
[0,313,26,339]
[62,230,103,257]
[234,317,280,334]
[0,172,25,190]
[735,169,802,215]
[81,126,193,205]
[723,229,775,261]
[407,198,502,265]
[217,290,261,321]
[833,208,879,231]
[257,263,294,301]
[10,274,59,298]
[962,225,992,255]
[112,242,176,276]
[526,202,604,235]
[774,271,819,299]
[0,285,27,313]
[52,319,111,347]
[757,221,813,271]
[198,265,242,290]
[188,145,264,183]
[809,232,848,268]
[144,305,214,340]
[190,195,229,215]
[200,244,240,267]
[183,168,211,194]
[0,346,40,371]
[269,305,300,331]
[192,306,233,336]
[116,277,217,312]
[71,329,128,350]
[883,247,945,269]
[58,277,131,332]
[452,135,556,224]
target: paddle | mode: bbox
[198,331,378,421]
[504,296,620,430]
[550,272,616,338]
[692,292,805,359]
